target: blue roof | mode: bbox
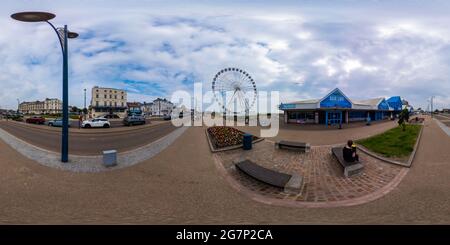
[387,96,402,111]
[386,96,401,102]
[319,88,352,109]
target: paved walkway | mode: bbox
[0,117,449,224]
[233,120,398,145]
[216,141,407,207]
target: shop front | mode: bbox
[280,88,399,125]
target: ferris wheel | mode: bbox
[212,67,257,114]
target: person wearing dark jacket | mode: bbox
[343,140,359,162]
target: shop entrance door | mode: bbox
[326,111,342,125]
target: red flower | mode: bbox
[207,126,257,149]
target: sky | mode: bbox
[1,0,450,110]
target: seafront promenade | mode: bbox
[0,116,449,224]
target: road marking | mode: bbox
[434,118,450,137]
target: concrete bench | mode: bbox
[235,160,303,194]
[275,140,310,152]
[331,147,363,177]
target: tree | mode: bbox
[71,106,79,113]
[398,108,410,131]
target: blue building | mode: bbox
[279,88,404,125]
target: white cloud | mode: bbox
[296,31,312,40]
[0,0,449,111]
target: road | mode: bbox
[51,118,155,128]
[434,113,450,126]
[0,120,177,155]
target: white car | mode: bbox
[82,118,111,128]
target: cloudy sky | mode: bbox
[1,0,450,110]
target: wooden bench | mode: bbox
[331,147,364,177]
[275,140,311,152]
[235,160,303,194]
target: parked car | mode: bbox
[26,116,46,124]
[123,114,146,126]
[81,118,111,128]
[163,114,171,120]
[47,118,71,127]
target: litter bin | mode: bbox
[243,133,253,150]
[103,150,117,167]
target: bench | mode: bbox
[331,147,364,177]
[234,160,303,194]
[275,140,311,152]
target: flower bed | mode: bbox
[409,117,425,124]
[207,126,258,149]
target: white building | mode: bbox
[90,86,127,118]
[141,101,153,116]
[19,98,62,114]
[150,98,173,116]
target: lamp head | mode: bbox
[68,32,79,39]
[11,12,55,22]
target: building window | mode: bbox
[96,94,99,98]
[121,102,124,107]
[115,95,117,99]
[121,96,124,99]
[104,101,107,106]
[110,101,112,106]
[110,94,112,99]
[104,94,107,98]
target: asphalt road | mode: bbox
[434,113,450,126]
[53,118,155,128]
[0,120,177,155]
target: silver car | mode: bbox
[47,118,71,127]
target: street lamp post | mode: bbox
[430,95,434,118]
[11,12,78,163]
[84,88,87,120]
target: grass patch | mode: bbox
[356,124,422,158]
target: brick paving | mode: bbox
[217,140,404,205]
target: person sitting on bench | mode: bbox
[343,140,359,162]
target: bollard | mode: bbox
[103,150,117,167]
